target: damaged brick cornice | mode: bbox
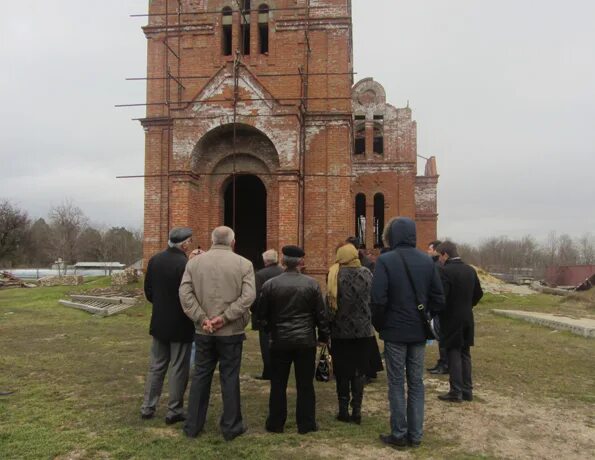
[139,117,173,128]
[276,17,351,31]
[143,23,215,38]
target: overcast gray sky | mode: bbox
[1,1,593,244]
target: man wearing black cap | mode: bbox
[257,245,330,435]
[141,227,195,425]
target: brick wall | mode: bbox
[141,1,438,277]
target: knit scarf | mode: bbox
[327,244,361,311]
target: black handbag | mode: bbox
[396,250,441,341]
[315,345,333,382]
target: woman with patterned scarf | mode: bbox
[327,243,374,424]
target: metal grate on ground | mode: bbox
[59,295,138,317]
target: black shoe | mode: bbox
[426,364,439,372]
[141,412,155,420]
[165,414,186,425]
[429,366,449,375]
[379,433,408,449]
[336,413,351,423]
[253,375,271,380]
[265,425,284,433]
[438,392,462,402]
[408,439,421,448]
[350,414,361,425]
[298,424,318,435]
[183,427,202,438]
[462,392,473,401]
[223,426,247,441]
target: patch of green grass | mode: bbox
[1,280,594,459]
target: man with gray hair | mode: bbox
[251,249,283,380]
[179,226,256,441]
[141,227,195,425]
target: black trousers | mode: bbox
[438,345,449,368]
[258,329,272,379]
[336,374,364,411]
[266,347,317,433]
[184,334,245,440]
[446,346,472,396]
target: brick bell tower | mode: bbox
[141,0,354,275]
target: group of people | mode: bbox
[140,217,483,450]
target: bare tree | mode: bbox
[76,227,104,262]
[557,234,579,265]
[0,200,30,265]
[48,200,88,264]
[576,233,595,265]
[103,227,142,265]
[24,218,54,266]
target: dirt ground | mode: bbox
[320,378,595,460]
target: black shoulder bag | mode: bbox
[396,250,441,340]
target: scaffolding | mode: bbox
[119,0,355,247]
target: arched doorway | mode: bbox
[224,175,267,269]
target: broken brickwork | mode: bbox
[141,0,439,279]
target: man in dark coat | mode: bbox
[371,217,445,449]
[426,240,449,375]
[251,249,283,380]
[141,227,195,424]
[258,245,330,435]
[436,241,483,402]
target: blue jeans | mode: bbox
[384,341,426,443]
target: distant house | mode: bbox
[74,262,125,274]
[545,265,595,287]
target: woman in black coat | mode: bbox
[327,244,374,424]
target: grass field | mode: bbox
[0,279,593,459]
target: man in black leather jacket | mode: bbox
[258,245,329,434]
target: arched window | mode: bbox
[258,4,270,54]
[373,193,385,247]
[222,7,233,56]
[355,193,366,245]
[373,119,384,155]
[354,122,365,155]
[240,0,251,55]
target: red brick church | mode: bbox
[141,0,438,277]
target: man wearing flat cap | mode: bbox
[141,227,195,425]
[180,226,256,441]
[257,245,329,434]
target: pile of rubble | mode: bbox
[111,267,139,286]
[473,266,536,296]
[38,275,84,287]
[0,271,37,289]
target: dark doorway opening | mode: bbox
[224,175,267,269]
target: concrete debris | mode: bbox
[59,294,137,317]
[0,271,37,289]
[472,267,536,296]
[111,267,139,286]
[38,275,84,287]
[492,309,595,338]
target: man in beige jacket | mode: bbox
[179,226,256,441]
